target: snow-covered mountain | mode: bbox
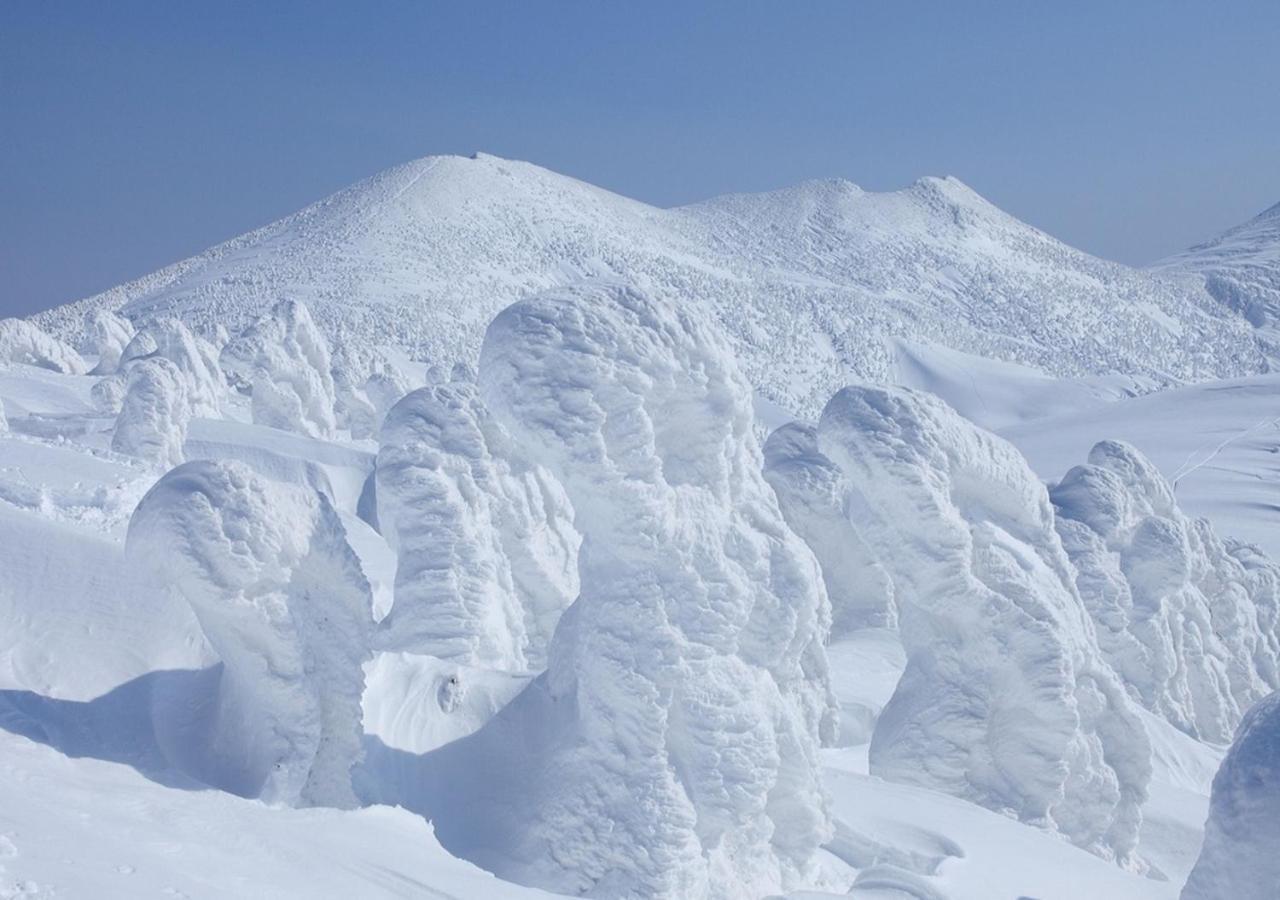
[1156,200,1280,355]
[35,153,1264,416]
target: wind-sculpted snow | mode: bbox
[420,282,834,899]
[120,317,223,416]
[111,357,190,468]
[1181,692,1280,900]
[374,373,579,670]
[220,299,337,438]
[34,154,1263,420]
[80,309,135,375]
[0,317,87,375]
[814,385,1151,866]
[126,460,373,808]
[1052,440,1280,744]
[763,422,897,633]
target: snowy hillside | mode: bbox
[35,154,1264,417]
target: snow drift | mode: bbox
[126,460,373,808]
[812,385,1151,865]
[1181,691,1280,899]
[1052,440,1280,744]
[419,281,835,899]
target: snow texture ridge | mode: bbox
[1181,691,1280,900]
[0,316,87,375]
[126,460,374,808]
[111,356,190,468]
[374,369,579,671]
[423,281,835,899]
[1052,439,1280,744]
[813,385,1151,865]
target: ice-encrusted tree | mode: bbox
[425,282,835,900]
[1181,692,1280,900]
[0,395,7,434]
[127,460,373,808]
[764,422,897,633]
[1052,440,1280,744]
[374,373,579,671]
[81,309,136,375]
[220,299,337,438]
[0,317,87,374]
[814,385,1151,866]
[332,342,418,440]
[120,317,224,416]
[111,357,190,469]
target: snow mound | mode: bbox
[1181,691,1280,899]
[1052,439,1280,743]
[126,460,374,808]
[422,281,835,899]
[120,317,224,416]
[81,308,135,375]
[374,373,579,670]
[221,299,337,438]
[814,385,1151,865]
[0,317,86,374]
[763,422,897,633]
[111,356,190,468]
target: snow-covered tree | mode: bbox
[1053,440,1280,743]
[220,299,336,438]
[126,460,373,808]
[81,309,135,375]
[1182,692,1280,900]
[0,317,87,374]
[815,385,1151,867]
[120,318,224,416]
[375,374,578,670]
[424,282,835,899]
[111,357,190,469]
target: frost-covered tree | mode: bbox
[331,342,418,440]
[815,385,1151,867]
[426,282,835,899]
[374,374,579,670]
[91,373,127,415]
[120,317,224,416]
[0,395,7,434]
[764,422,897,633]
[0,317,87,374]
[221,299,337,438]
[111,357,190,468]
[127,460,373,808]
[81,309,135,375]
[1053,440,1280,743]
[1182,692,1280,900]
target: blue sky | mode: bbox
[3,0,1279,315]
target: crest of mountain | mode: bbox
[1156,200,1280,356]
[34,154,1262,418]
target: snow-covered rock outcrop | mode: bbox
[1052,440,1280,744]
[120,318,223,416]
[81,309,135,375]
[1181,691,1280,900]
[127,460,373,808]
[764,422,897,633]
[425,282,835,899]
[221,299,337,438]
[813,385,1151,866]
[374,372,579,670]
[0,317,87,374]
[111,357,190,468]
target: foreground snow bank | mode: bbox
[1053,440,1280,744]
[421,282,835,899]
[1181,692,1280,899]
[127,460,373,807]
[375,372,578,670]
[813,385,1151,865]
[0,317,86,374]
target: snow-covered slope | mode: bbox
[34,154,1263,417]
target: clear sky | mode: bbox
[3,1,1279,316]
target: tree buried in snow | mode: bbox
[0,317,87,374]
[126,460,373,808]
[81,308,136,375]
[220,299,337,438]
[1052,439,1280,744]
[120,317,224,417]
[816,385,1151,866]
[424,282,835,899]
[374,373,578,671]
[111,356,190,468]
[1181,692,1280,900]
